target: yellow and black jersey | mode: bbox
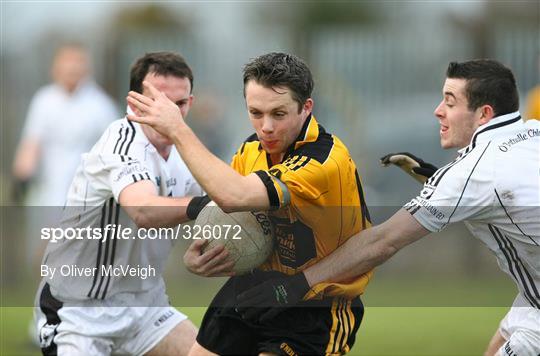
[231,114,372,299]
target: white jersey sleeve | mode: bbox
[81,120,154,203]
[404,142,495,232]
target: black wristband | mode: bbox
[186,195,211,220]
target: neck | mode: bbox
[156,145,172,161]
[269,153,284,166]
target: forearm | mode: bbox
[171,125,251,209]
[123,195,192,228]
[303,209,429,288]
[303,225,395,287]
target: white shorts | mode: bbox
[498,294,540,356]
[35,282,188,356]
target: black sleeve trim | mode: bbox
[187,195,211,220]
[254,170,280,209]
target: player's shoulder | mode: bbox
[293,125,351,167]
[236,133,261,155]
[31,84,62,103]
[94,118,146,157]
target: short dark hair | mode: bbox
[243,52,314,112]
[129,52,193,94]
[446,59,519,116]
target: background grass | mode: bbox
[0,306,508,356]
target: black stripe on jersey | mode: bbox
[471,116,521,148]
[405,200,421,215]
[443,142,491,227]
[428,147,472,187]
[489,225,540,309]
[494,189,539,247]
[355,170,372,228]
[101,202,120,300]
[112,127,124,154]
[291,157,311,171]
[132,174,138,183]
[145,172,151,180]
[117,126,132,156]
[285,155,302,169]
[293,125,334,164]
[496,226,540,309]
[487,224,533,306]
[124,119,136,155]
[94,198,115,299]
[139,173,145,181]
[88,201,108,298]
[254,170,280,209]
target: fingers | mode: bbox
[184,241,236,277]
[142,80,163,99]
[126,113,151,125]
[126,95,151,116]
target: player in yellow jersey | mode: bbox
[127,52,371,355]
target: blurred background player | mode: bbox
[11,43,118,274]
[12,43,118,206]
[36,51,210,356]
[127,52,372,356]
[240,59,539,356]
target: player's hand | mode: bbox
[380,152,438,184]
[235,272,310,323]
[126,81,186,139]
[183,239,235,277]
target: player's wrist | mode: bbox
[186,195,211,220]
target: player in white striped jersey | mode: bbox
[238,60,540,355]
[35,52,228,356]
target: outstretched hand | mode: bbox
[380,152,438,184]
[126,81,186,139]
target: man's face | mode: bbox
[245,80,312,159]
[434,78,483,149]
[138,73,193,149]
[52,47,89,93]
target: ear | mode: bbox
[478,105,495,125]
[302,98,314,115]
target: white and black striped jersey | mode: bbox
[405,112,540,309]
[42,116,203,301]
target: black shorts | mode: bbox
[197,271,364,355]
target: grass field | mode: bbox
[0,306,509,355]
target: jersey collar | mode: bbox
[277,113,320,161]
[468,111,522,148]
[294,113,320,149]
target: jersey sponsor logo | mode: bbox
[528,128,540,137]
[416,198,446,220]
[498,131,530,152]
[165,177,177,188]
[154,310,174,327]
[272,217,316,268]
[114,163,146,182]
